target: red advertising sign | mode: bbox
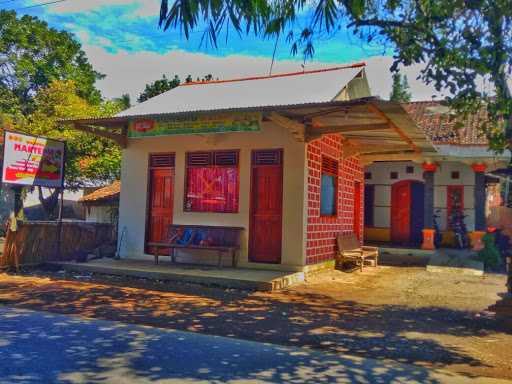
[2,131,65,188]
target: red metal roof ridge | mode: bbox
[179,62,367,87]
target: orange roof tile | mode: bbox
[79,181,120,203]
[402,101,488,145]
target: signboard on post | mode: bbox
[2,131,65,188]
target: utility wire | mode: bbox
[15,0,70,11]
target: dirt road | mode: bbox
[0,266,510,380]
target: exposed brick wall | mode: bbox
[305,134,364,265]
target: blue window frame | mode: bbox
[320,156,338,216]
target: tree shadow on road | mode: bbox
[0,271,510,381]
[0,307,474,384]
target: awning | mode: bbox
[64,98,435,162]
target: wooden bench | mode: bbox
[336,233,379,272]
[147,224,244,267]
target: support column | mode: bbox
[421,162,436,250]
[470,163,487,250]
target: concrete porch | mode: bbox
[48,258,305,291]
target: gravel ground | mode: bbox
[0,265,510,380]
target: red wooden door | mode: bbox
[249,150,283,263]
[391,180,411,244]
[353,181,362,239]
[146,168,174,253]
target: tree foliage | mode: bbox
[389,73,411,103]
[138,74,181,103]
[138,73,216,102]
[8,80,123,219]
[159,0,512,155]
[0,10,103,115]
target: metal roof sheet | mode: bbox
[117,65,366,118]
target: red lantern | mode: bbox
[471,163,487,173]
[422,162,437,172]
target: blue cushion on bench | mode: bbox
[176,229,194,245]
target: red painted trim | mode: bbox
[471,163,487,173]
[179,63,366,87]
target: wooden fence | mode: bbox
[1,221,115,268]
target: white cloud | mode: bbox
[84,45,443,102]
[46,0,160,17]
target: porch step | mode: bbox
[47,258,305,291]
[426,250,484,276]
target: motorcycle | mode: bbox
[450,208,469,249]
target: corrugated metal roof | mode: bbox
[117,64,366,118]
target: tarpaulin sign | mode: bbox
[2,131,65,188]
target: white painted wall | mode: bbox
[365,161,476,231]
[117,121,307,269]
[85,205,115,224]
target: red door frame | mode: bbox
[145,155,175,254]
[249,149,283,263]
[391,180,412,244]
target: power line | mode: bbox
[15,0,70,11]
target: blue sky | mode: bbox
[6,0,392,61]
[3,0,439,101]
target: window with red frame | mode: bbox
[185,150,239,213]
[447,185,464,228]
[320,156,338,216]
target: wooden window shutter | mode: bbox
[214,151,238,166]
[187,152,213,167]
[149,153,175,168]
[253,150,282,166]
[322,156,338,175]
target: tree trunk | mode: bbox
[37,186,61,220]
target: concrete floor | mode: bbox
[49,258,305,291]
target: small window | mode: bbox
[451,171,460,179]
[149,153,175,168]
[320,156,338,216]
[364,172,372,180]
[406,166,414,174]
[185,150,239,213]
[390,172,398,179]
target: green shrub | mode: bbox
[477,233,502,269]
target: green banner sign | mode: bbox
[128,112,261,138]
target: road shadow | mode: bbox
[1,270,510,381]
[0,307,477,384]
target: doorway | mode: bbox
[145,154,175,254]
[249,149,283,263]
[391,180,424,245]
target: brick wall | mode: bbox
[305,134,364,265]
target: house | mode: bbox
[363,101,510,249]
[79,180,120,224]
[69,63,432,272]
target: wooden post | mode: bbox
[10,186,23,271]
[56,188,64,260]
[421,163,436,250]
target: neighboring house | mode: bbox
[0,186,86,222]
[69,64,432,271]
[79,181,120,224]
[364,101,510,248]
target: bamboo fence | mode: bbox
[0,221,115,269]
